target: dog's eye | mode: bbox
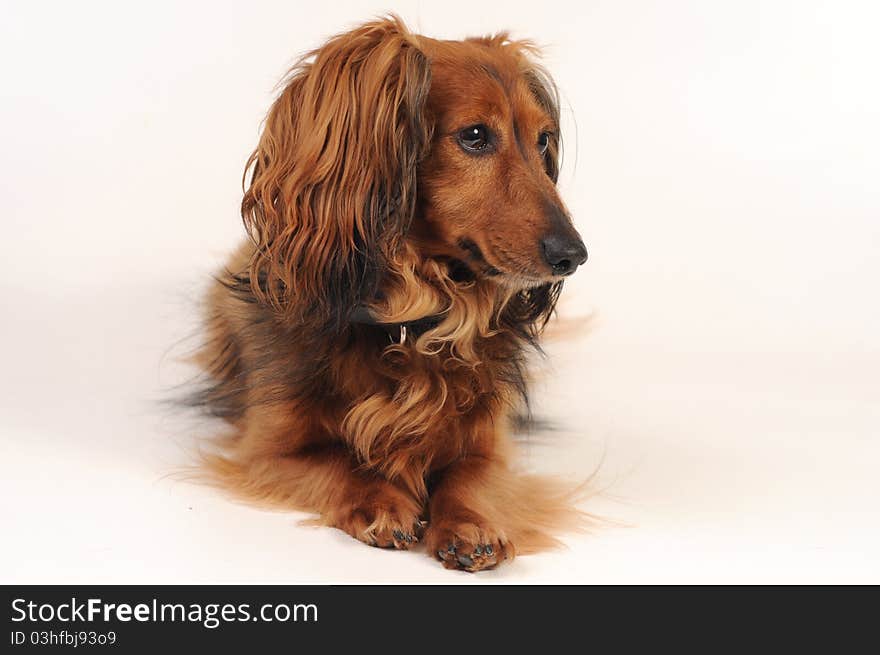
[458,125,491,152]
[538,132,551,155]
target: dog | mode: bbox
[192,16,588,572]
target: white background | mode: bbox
[2,0,878,583]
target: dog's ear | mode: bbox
[525,66,561,183]
[241,16,432,329]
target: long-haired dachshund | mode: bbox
[192,16,588,572]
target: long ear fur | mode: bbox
[525,64,562,182]
[241,16,433,330]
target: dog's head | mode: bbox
[414,34,586,288]
[242,16,586,327]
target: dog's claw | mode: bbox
[393,530,405,541]
[457,554,474,568]
[484,544,493,556]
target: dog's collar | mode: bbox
[350,305,445,344]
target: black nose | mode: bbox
[541,233,588,276]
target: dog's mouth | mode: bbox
[454,238,561,289]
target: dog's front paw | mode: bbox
[425,520,513,572]
[334,484,424,550]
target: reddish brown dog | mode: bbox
[193,16,588,571]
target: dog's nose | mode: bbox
[541,233,588,276]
